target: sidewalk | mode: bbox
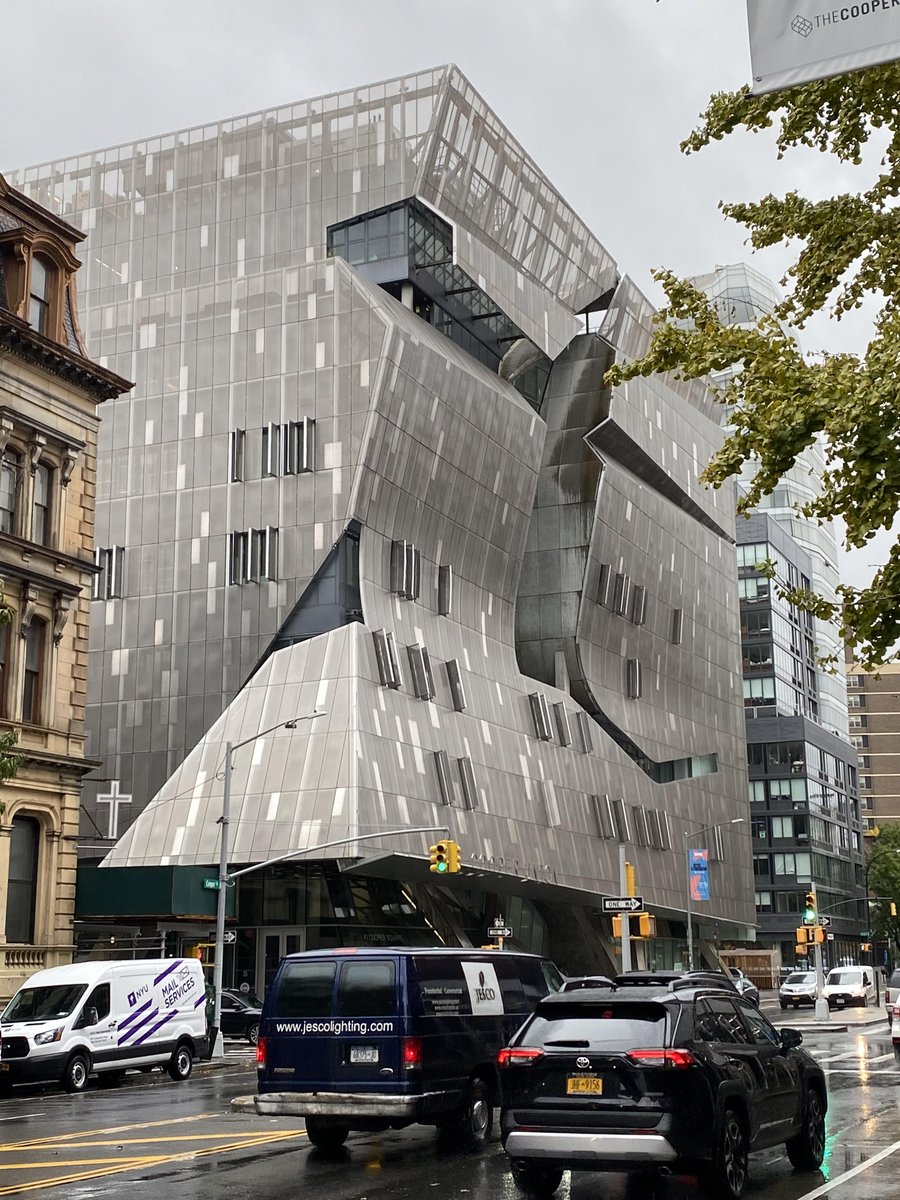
[760,991,889,1033]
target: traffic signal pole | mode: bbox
[804,889,829,1022]
[813,939,829,1021]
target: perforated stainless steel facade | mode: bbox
[11,66,754,950]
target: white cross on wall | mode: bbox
[96,781,132,840]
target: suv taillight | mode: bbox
[497,1047,544,1067]
[626,1048,694,1069]
[401,1036,423,1069]
[255,1036,266,1067]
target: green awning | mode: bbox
[76,865,235,921]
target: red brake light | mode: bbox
[497,1047,544,1068]
[255,1036,266,1066]
[401,1036,423,1068]
[627,1048,694,1069]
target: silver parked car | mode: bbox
[780,969,817,1010]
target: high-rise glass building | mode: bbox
[693,264,862,966]
[692,264,849,737]
[10,68,753,985]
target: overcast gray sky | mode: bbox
[2,0,885,586]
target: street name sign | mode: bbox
[601,896,643,914]
[202,878,221,890]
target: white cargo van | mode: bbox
[822,965,878,1010]
[0,958,208,1092]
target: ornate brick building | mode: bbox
[0,174,130,997]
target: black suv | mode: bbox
[220,989,262,1045]
[498,983,826,1199]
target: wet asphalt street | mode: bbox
[2,1025,900,1200]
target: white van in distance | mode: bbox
[0,958,208,1092]
[822,965,877,1010]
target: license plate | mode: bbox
[567,1074,603,1095]
[836,998,845,1006]
[350,1045,378,1064]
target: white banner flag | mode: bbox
[747,1,900,93]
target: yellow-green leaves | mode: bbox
[605,68,900,669]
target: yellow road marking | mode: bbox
[0,1133,269,1151]
[3,1113,219,1150]
[0,1160,162,1196]
[0,1129,306,1195]
[0,1158,155,1169]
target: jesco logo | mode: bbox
[474,969,497,1004]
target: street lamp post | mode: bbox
[684,818,745,971]
[211,710,325,1057]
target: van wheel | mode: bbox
[62,1052,90,1094]
[305,1116,349,1150]
[246,1022,259,1046]
[510,1160,563,1196]
[460,1077,494,1146]
[167,1043,194,1081]
[99,1070,125,1088]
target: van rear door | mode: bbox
[261,958,337,1091]
[329,958,402,1091]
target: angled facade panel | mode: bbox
[11,65,753,972]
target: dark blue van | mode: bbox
[254,947,563,1149]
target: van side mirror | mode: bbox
[780,1027,802,1052]
[83,1006,99,1028]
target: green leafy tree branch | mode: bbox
[606,64,900,669]
[865,825,900,954]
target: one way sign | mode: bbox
[601,896,643,914]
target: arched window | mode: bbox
[0,450,20,535]
[22,617,46,725]
[28,256,52,336]
[6,815,39,943]
[32,463,51,545]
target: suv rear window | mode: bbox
[524,1002,668,1050]
[890,970,900,990]
[271,960,336,1018]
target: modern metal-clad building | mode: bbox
[10,67,753,984]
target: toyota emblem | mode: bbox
[575,1056,590,1069]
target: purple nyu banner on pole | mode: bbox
[690,849,710,902]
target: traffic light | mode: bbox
[795,926,813,944]
[612,915,623,938]
[637,913,656,938]
[429,840,461,874]
[625,862,636,898]
[429,842,449,874]
[802,890,817,925]
[795,943,810,957]
[813,927,826,945]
